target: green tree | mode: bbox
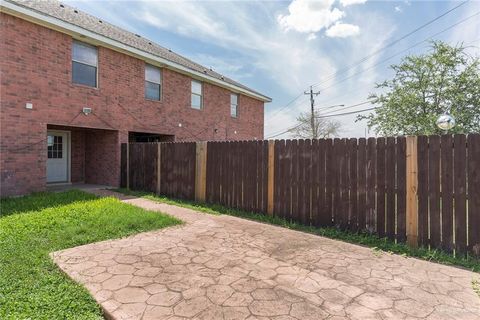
[358,41,480,135]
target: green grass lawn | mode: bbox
[114,188,480,273]
[0,190,181,320]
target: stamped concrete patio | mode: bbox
[52,190,479,320]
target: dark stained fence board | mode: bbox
[273,140,281,217]
[325,139,334,227]
[417,136,429,247]
[440,135,454,252]
[120,143,127,188]
[357,138,367,232]
[311,139,319,226]
[385,137,396,240]
[231,142,238,207]
[467,134,480,256]
[332,138,341,227]
[156,142,196,200]
[263,140,269,213]
[454,134,467,255]
[349,138,358,231]
[317,139,328,227]
[256,141,261,212]
[299,139,308,225]
[249,141,255,211]
[376,137,386,237]
[428,136,441,249]
[284,140,291,219]
[292,140,300,223]
[366,137,376,233]
[340,138,349,230]
[145,143,158,193]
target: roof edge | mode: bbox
[0,0,272,102]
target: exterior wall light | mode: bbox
[82,107,92,115]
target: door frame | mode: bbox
[46,129,71,184]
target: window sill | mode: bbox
[72,82,99,90]
[145,98,163,103]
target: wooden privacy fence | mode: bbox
[120,133,480,257]
[121,142,196,200]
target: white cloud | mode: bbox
[340,0,367,7]
[326,22,360,38]
[132,1,338,95]
[395,6,402,12]
[277,0,344,33]
[307,33,317,41]
[74,0,397,138]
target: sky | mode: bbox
[66,0,480,139]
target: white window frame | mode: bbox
[145,63,162,101]
[72,40,98,88]
[191,80,203,110]
[230,93,239,118]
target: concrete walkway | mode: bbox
[52,190,480,320]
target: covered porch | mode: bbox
[46,125,120,188]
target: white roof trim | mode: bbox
[0,0,272,102]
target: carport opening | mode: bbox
[129,131,175,143]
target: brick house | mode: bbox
[0,0,271,197]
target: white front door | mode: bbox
[47,131,70,183]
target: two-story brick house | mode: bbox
[0,0,271,197]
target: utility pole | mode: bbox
[304,86,321,138]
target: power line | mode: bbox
[314,101,372,115]
[265,102,376,139]
[264,2,471,125]
[309,0,469,90]
[273,10,480,127]
[315,106,376,118]
[313,10,480,97]
[264,93,307,124]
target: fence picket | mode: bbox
[428,136,441,249]
[376,137,386,237]
[467,134,480,257]
[385,137,395,240]
[121,132,475,256]
[454,134,467,255]
[417,136,429,247]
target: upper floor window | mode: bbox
[191,80,203,109]
[72,40,97,87]
[230,93,238,118]
[145,64,161,100]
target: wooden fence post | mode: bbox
[406,136,418,248]
[267,140,275,216]
[195,141,208,202]
[156,143,161,195]
[126,143,130,190]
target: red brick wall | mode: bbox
[85,130,119,186]
[70,129,86,183]
[0,13,265,196]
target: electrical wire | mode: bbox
[309,0,470,90]
[264,93,308,124]
[265,1,471,124]
[265,102,376,139]
[314,10,480,97]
